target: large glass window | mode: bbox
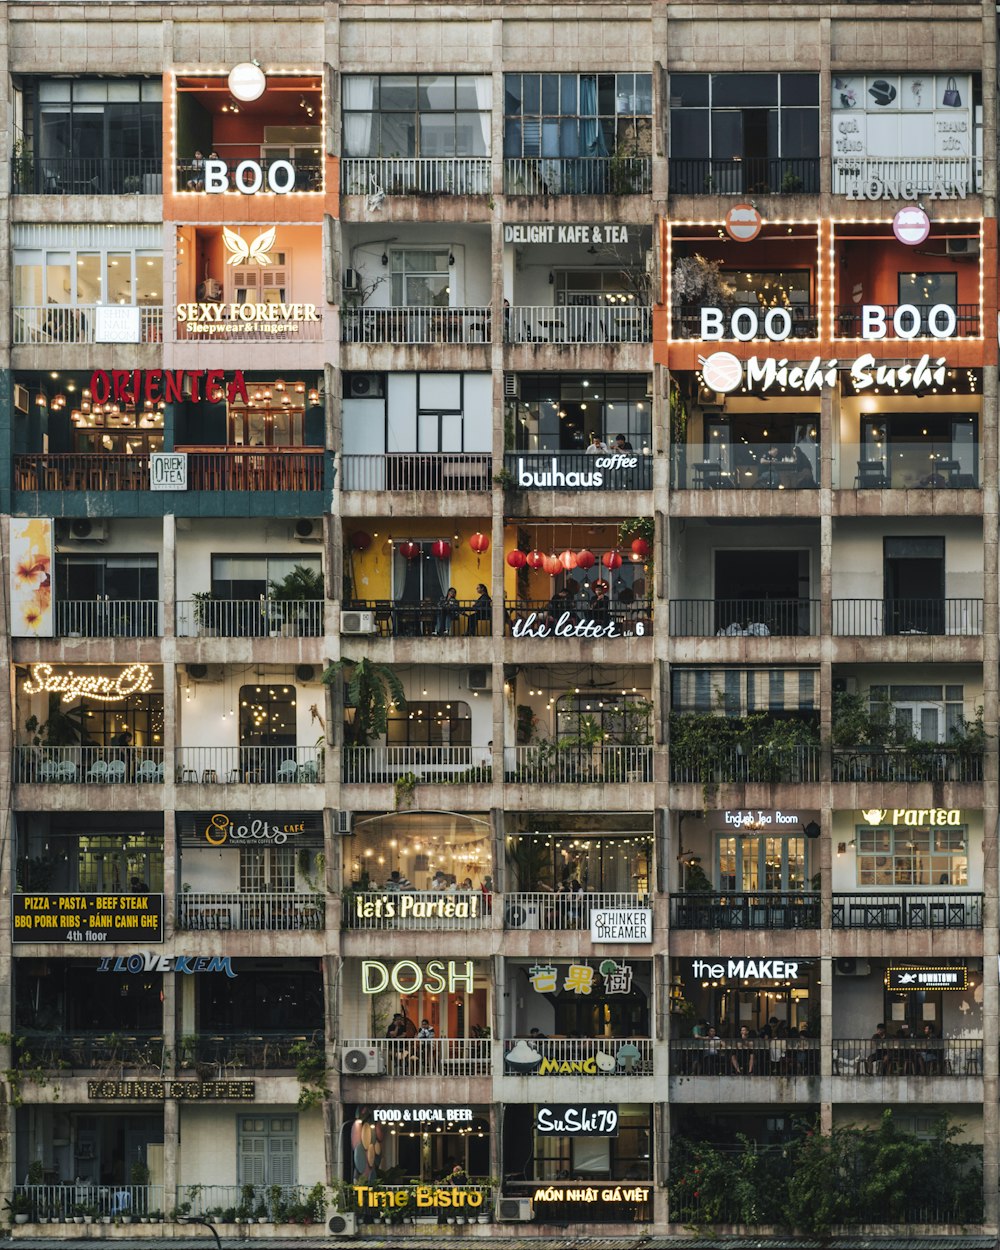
[386,701,471,747]
[856,824,968,886]
[343,74,491,157]
[503,72,652,159]
[390,249,451,306]
[57,554,157,602]
[77,833,164,893]
[511,373,652,452]
[211,554,321,601]
[897,272,958,307]
[716,835,806,891]
[13,248,163,308]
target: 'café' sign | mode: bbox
[516,453,640,489]
[203,812,307,847]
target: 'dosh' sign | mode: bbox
[590,909,652,943]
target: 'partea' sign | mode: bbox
[861,807,962,826]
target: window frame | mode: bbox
[855,822,969,887]
[668,73,819,162]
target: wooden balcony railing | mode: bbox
[15,449,325,493]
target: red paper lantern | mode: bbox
[431,539,452,560]
[350,530,372,551]
[526,549,545,570]
[630,537,650,559]
[542,553,562,576]
[397,540,420,561]
[469,532,490,555]
[559,549,578,571]
[602,549,623,571]
[506,549,527,569]
[575,548,596,570]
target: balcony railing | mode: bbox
[168,1183,323,1220]
[832,746,982,782]
[15,1184,166,1221]
[504,156,651,195]
[14,449,326,493]
[832,155,977,197]
[185,1033,321,1072]
[502,1036,652,1075]
[13,305,163,345]
[832,892,983,930]
[341,156,490,195]
[344,888,490,930]
[13,155,162,196]
[340,452,492,492]
[832,598,983,636]
[504,891,649,931]
[670,744,820,784]
[505,450,652,490]
[177,891,325,931]
[176,598,323,638]
[18,1033,164,1072]
[341,1037,491,1077]
[55,600,161,638]
[504,744,652,785]
[342,306,491,344]
[834,303,980,338]
[175,746,322,784]
[343,599,490,638]
[505,599,653,638]
[670,447,819,490]
[833,1037,983,1076]
[668,156,820,195]
[672,305,819,340]
[506,304,651,344]
[669,599,820,637]
[175,155,322,193]
[15,746,164,785]
[840,444,979,489]
[670,891,820,930]
[343,746,492,784]
[670,1037,819,1076]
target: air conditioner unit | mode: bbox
[835,958,870,977]
[349,372,385,399]
[503,372,519,399]
[504,901,540,930]
[946,237,979,258]
[342,610,376,635]
[467,666,491,692]
[67,519,109,542]
[293,518,322,542]
[336,810,354,835]
[496,1198,534,1223]
[328,1212,358,1237]
[185,663,224,683]
[14,384,29,413]
[341,1045,386,1076]
[343,268,360,292]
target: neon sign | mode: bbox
[23,662,154,704]
[361,959,475,994]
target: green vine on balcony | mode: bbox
[289,1039,330,1110]
[0,1034,62,1106]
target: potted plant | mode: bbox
[192,591,219,637]
[6,1193,32,1224]
[268,564,324,637]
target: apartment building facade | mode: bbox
[0,0,996,1242]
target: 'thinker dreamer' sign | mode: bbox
[590,909,653,943]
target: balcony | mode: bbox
[503,745,652,785]
[175,747,321,785]
[15,1184,167,1222]
[19,1032,164,1073]
[55,600,161,638]
[832,156,978,199]
[343,888,490,931]
[176,599,323,638]
[670,891,820,930]
[341,156,490,196]
[672,305,819,341]
[343,746,491,784]
[174,155,322,194]
[505,598,653,638]
[14,449,326,494]
[182,1033,320,1073]
[343,600,489,638]
[832,892,983,930]
[504,451,652,491]
[13,305,163,345]
[834,304,981,339]
[670,448,819,491]
[506,305,651,344]
[833,1037,982,1076]
[832,746,982,783]
[839,446,979,490]
[340,453,492,492]
[341,1037,491,1077]
[668,156,820,196]
[504,156,651,195]
[15,746,164,785]
[502,1037,652,1075]
[669,599,820,638]
[177,891,325,931]
[12,155,162,195]
[670,744,820,785]
[670,1038,819,1076]
[504,891,649,931]
[342,307,491,344]
[831,598,983,636]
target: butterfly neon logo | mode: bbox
[223,225,276,267]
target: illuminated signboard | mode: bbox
[690,958,804,981]
[22,662,154,704]
[361,960,474,994]
[861,807,962,826]
[700,349,949,397]
[535,1106,619,1136]
[12,894,164,944]
[531,1183,651,1204]
[97,953,237,977]
[88,370,249,405]
[352,1186,486,1212]
[369,1107,475,1126]
[89,1080,255,1100]
[503,224,630,245]
[353,894,480,921]
[886,965,968,991]
[590,909,652,943]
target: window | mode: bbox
[76,833,163,893]
[240,846,295,893]
[856,824,968,886]
[239,1117,297,1187]
[869,683,965,740]
[716,835,806,891]
[897,272,958,307]
[343,75,491,157]
[391,541,451,603]
[511,373,652,453]
[57,554,157,602]
[13,248,162,308]
[212,554,322,601]
[239,684,297,747]
[555,692,651,744]
[530,1105,652,1180]
[503,73,652,159]
[554,270,638,307]
[669,74,819,193]
[232,251,288,306]
[77,693,163,749]
[387,701,471,747]
[390,249,451,307]
[507,832,651,893]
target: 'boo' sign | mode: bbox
[204,158,297,194]
[700,304,961,342]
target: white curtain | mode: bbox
[473,76,492,155]
[343,76,375,156]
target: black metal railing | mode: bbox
[670,891,820,929]
[14,155,162,195]
[504,451,652,490]
[669,599,820,637]
[832,747,983,782]
[833,1036,983,1076]
[831,598,983,637]
[670,744,820,784]
[343,599,491,638]
[834,304,981,338]
[17,1033,164,1072]
[832,892,983,930]
[55,600,160,638]
[668,156,819,195]
[670,1037,819,1076]
[672,305,819,340]
[504,155,651,195]
[505,599,653,638]
[185,1033,322,1072]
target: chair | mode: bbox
[86,759,109,783]
[106,760,127,783]
[275,759,299,783]
[856,460,888,488]
[58,760,79,782]
[134,759,159,783]
[38,760,61,782]
[297,761,318,783]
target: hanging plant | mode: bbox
[618,518,654,570]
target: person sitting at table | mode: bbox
[730,1025,756,1075]
[432,587,461,636]
[586,432,608,454]
[919,1023,942,1075]
[385,870,414,891]
[590,581,611,625]
[789,444,816,487]
[703,1025,723,1074]
[614,433,634,452]
[187,149,205,189]
[866,1022,888,1074]
[467,583,492,635]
